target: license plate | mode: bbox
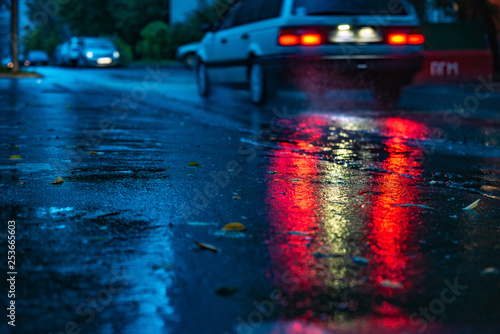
[97,58,112,65]
[330,26,382,43]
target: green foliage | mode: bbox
[111,35,133,65]
[24,28,61,56]
[112,0,169,50]
[24,0,63,55]
[154,1,235,60]
[136,21,170,60]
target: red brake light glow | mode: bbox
[408,34,424,44]
[279,35,299,46]
[388,34,407,45]
[300,34,322,46]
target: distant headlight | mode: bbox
[86,51,94,58]
[113,51,120,58]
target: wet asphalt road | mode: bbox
[1,66,500,334]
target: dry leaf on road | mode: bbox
[194,241,219,252]
[222,223,246,231]
[51,177,64,185]
[463,199,480,210]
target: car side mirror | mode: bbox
[200,23,213,32]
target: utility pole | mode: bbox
[10,0,19,73]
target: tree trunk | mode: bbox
[10,0,19,73]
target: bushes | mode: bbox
[136,21,170,60]
[24,27,61,56]
[111,36,134,65]
[135,1,232,61]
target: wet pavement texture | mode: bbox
[1,66,500,334]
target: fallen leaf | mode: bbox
[188,162,200,167]
[352,257,369,265]
[195,241,218,252]
[232,195,241,200]
[90,151,98,155]
[380,280,404,289]
[222,223,246,231]
[481,267,499,276]
[215,286,237,296]
[463,199,480,210]
[9,155,22,160]
[51,177,64,185]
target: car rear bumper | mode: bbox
[260,53,424,87]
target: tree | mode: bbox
[24,0,63,55]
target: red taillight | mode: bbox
[300,34,321,46]
[388,32,424,45]
[408,34,424,44]
[388,34,407,45]
[279,34,299,46]
[279,29,322,46]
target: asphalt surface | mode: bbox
[1,66,500,334]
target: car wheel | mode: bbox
[249,62,268,105]
[373,82,403,109]
[183,53,197,70]
[197,62,210,97]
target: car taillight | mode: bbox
[301,34,322,46]
[387,29,424,45]
[408,34,425,44]
[279,35,299,46]
[388,34,408,45]
[279,29,323,46]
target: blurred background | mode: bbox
[0,0,499,80]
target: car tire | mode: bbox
[372,82,403,109]
[197,62,210,97]
[183,53,197,70]
[249,62,271,105]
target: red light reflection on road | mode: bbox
[368,118,428,301]
[264,115,430,329]
[265,115,326,303]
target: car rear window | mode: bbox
[293,0,407,16]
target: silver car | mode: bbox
[77,38,121,67]
[197,0,424,106]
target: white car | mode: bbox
[177,42,200,69]
[196,0,425,106]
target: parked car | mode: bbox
[177,42,200,69]
[196,0,425,106]
[76,37,120,67]
[25,50,50,66]
[60,37,83,67]
[2,55,27,68]
[52,44,64,66]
